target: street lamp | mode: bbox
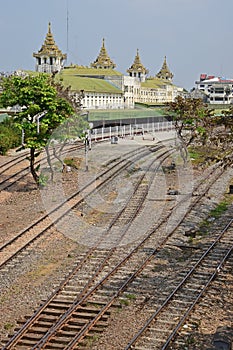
[83,121,93,171]
[32,110,47,133]
[84,130,92,171]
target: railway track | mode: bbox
[0,142,83,191]
[170,213,233,350]
[2,154,230,349]
[0,144,174,349]
[124,218,233,350]
[0,143,162,269]
[0,150,29,174]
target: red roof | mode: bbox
[200,74,207,80]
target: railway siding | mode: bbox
[0,137,233,349]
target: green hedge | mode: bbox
[0,117,21,155]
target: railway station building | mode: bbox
[32,23,184,110]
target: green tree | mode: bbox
[167,96,233,168]
[208,105,233,166]
[167,96,214,163]
[0,73,84,185]
[44,113,89,181]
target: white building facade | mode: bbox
[81,91,124,110]
[33,27,184,110]
[139,83,183,104]
[123,75,141,109]
[196,74,233,104]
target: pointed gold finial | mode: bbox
[91,38,116,69]
[33,22,67,66]
[127,49,148,75]
[156,56,173,81]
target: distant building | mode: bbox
[140,78,183,105]
[156,56,174,82]
[90,38,116,70]
[123,75,141,109]
[58,38,124,110]
[130,55,182,105]
[59,66,124,110]
[33,23,66,73]
[189,88,208,102]
[195,74,233,104]
[127,49,148,82]
[32,23,184,109]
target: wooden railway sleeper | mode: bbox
[3,157,227,348]
[1,145,153,267]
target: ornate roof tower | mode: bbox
[156,56,173,81]
[33,22,67,73]
[127,49,148,82]
[91,38,116,69]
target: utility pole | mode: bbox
[84,124,93,171]
[84,131,91,171]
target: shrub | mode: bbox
[0,117,21,155]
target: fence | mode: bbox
[91,120,174,141]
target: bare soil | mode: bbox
[0,145,232,349]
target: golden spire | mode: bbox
[91,38,116,69]
[127,49,148,75]
[33,22,66,59]
[156,56,173,81]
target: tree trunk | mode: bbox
[176,136,188,166]
[45,144,54,182]
[30,147,39,185]
[52,140,67,172]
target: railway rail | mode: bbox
[0,143,162,269]
[0,142,84,191]
[2,152,230,349]
[0,150,29,174]
[170,213,233,350]
[124,219,233,350]
[1,143,171,349]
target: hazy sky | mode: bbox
[1,0,233,90]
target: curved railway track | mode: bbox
[0,144,171,349]
[0,142,84,191]
[2,154,230,349]
[0,143,163,269]
[0,150,29,174]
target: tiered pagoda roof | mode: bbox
[127,49,148,75]
[156,56,173,81]
[33,22,66,60]
[90,38,116,69]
